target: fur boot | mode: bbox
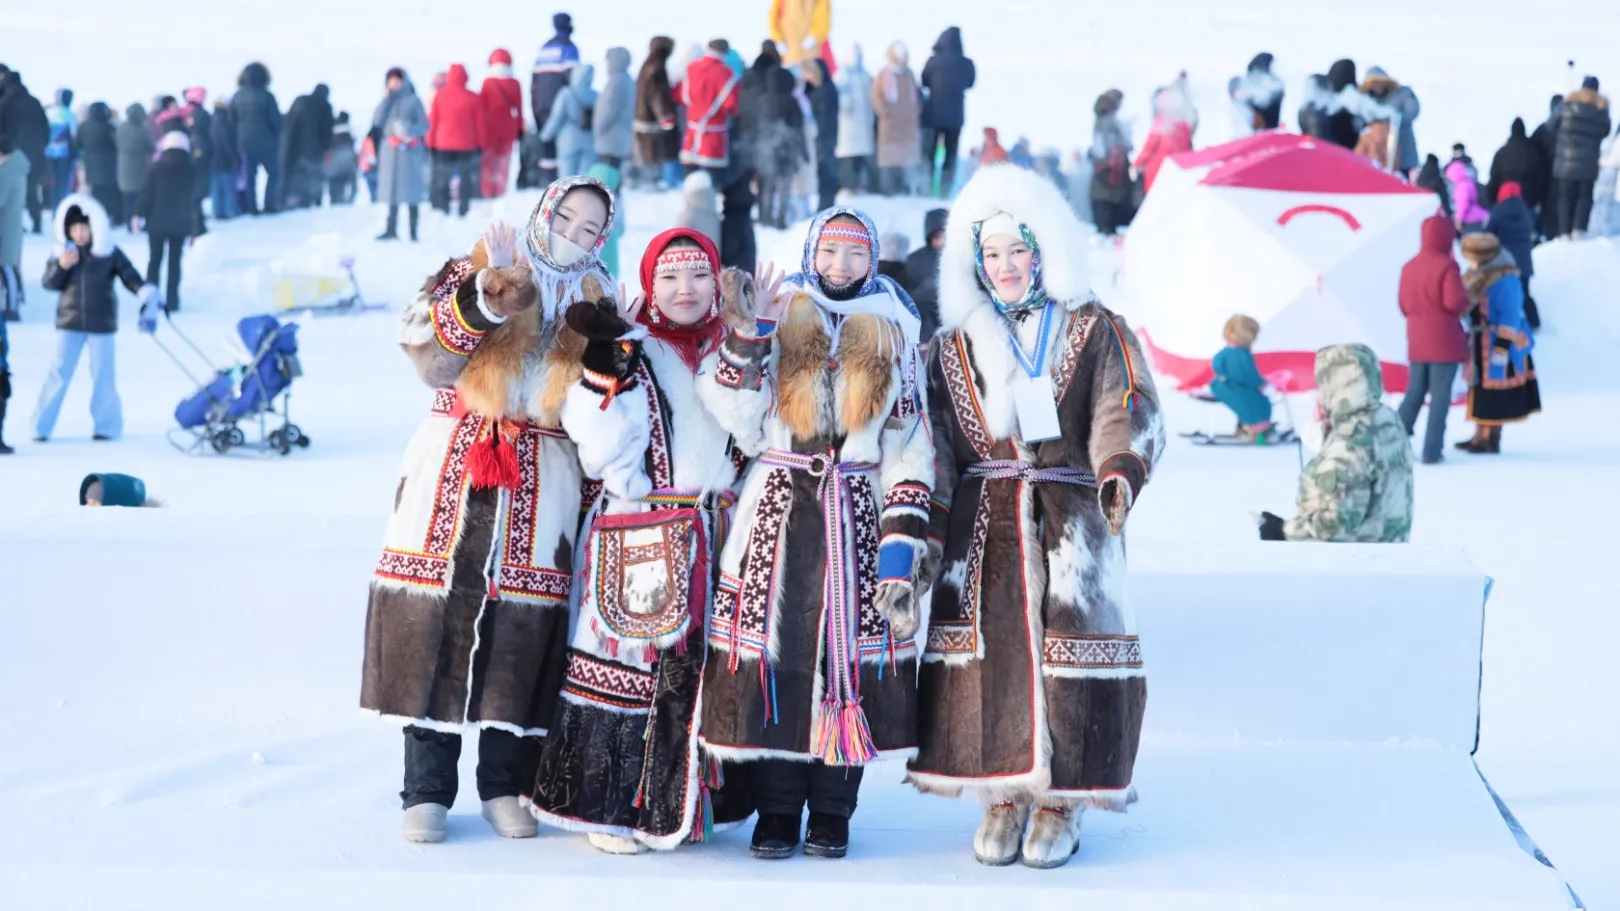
[588,833,648,855]
[973,800,1030,866]
[1021,800,1082,869]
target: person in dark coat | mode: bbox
[0,65,51,233]
[231,62,283,214]
[76,102,122,224]
[183,88,213,222]
[719,172,756,272]
[1322,59,1361,150]
[279,84,334,209]
[530,13,580,186]
[919,26,975,198]
[208,101,240,219]
[134,132,198,312]
[1485,118,1549,209]
[1089,89,1134,236]
[804,58,839,211]
[327,112,359,205]
[1297,74,1333,140]
[1551,77,1611,238]
[1239,53,1285,130]
[1415,153,1452,219]
[737,45,805,229]
[1486,181,1540,329]
[1396,215,1471,464]
[902,206,946,340]
[634,36,680,187]
[1530,95,1562,235]
[115,103,155,226]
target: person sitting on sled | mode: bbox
[1209,315,1274,443]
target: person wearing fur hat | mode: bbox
[32,194,160,442]
[1551,76,1611,238]
[479,50,524,198]
[360,176,623,845]
[530,227,759,854]
[906,164,1164,870]
[134,131,199,312]
[696,207,933,861]
[1455,233,1539,453]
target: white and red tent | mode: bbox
[1123,134,1438,393]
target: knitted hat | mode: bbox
[489,48,513,67]
[1582,76,1600,92]
[1460,232,1502,262]
[1498,181,1522,200]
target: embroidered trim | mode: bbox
[1042,633,1143,670]
[430,260,482,355]
[1052,311,1100,403]
[943,331,995,459]
[882,482,932,521]
[561,651,658,711]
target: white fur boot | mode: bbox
[1021,802,1082,869]
[588,832,648,855]
[973,801,1030,866]
[480,796,538,838]
[402,803,449,843]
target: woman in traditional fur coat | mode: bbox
[360,175,628,845]
[907,164,1165,869]
[696,207,934,861]
[530,227,757,854]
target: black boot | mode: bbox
[408,204,420,242]
[377,205,399,241]
[750,813,801,860]
[0,395,12,455]
[803,812,850,859]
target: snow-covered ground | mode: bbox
[3,2,1619,908]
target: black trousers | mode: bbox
[1556,178,1595,236]
[816,154,839,212]
[430,150,482,216]
[838,156,876,194]
[750,758,863,819]
[920,126,962,197]
[1520,274,1540,329]
[401,724,540,809]
[145,234,186,312]
[26,167,48,233]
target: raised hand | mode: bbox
[483,221,518,268]
[752,261,790,322]
[615,281,645,325]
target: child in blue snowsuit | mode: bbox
[1210,314,1274,441]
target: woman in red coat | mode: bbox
[427,64,484,216]
[1134,91,1194,194]
[480,49,525,197]
[1396,215,1471,463]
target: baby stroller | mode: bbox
[157,313,310,456]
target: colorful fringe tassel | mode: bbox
[812,699,879,767]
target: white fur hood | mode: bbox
[938,164,1093,333]
[53,192,114,257]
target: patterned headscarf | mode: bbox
[520,175,617,319]
[971,212,1049,315]
[797,205,881,296]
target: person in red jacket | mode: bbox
[1135,97,1194,194]
[1396,214,1471,464]
[677,39,741,175]
[977,126,1008,165]
[426,63,484,216]
[479,49,524,197]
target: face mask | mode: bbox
[818,273,862,301]
[547,231,590,267]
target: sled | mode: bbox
[271,258,386,316]
[1180,427,1299,446]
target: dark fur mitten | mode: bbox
[565,300,642,383]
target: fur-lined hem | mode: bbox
[699,741,918,765]
[1041,666,1147,680]
[1046,784,1139,813]
[529,807,692,851]
[905,767,1053,802]
[361,709,548,738]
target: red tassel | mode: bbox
[466,426,522,490]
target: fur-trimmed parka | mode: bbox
[359,241,595,737]
[907,164,1164,809]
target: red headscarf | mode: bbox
[637,227,727,371]
[1497,181,1522,200]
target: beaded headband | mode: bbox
[818,223,873,247]
[654,248,712,275]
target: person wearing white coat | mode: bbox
[834,45,877,193]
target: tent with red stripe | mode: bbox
[1123,134,1436,393]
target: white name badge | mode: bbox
[1013,374,1063,443]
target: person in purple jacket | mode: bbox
[1445,145,1489,233]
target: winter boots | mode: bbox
[803,812,850,858]
[1020,802,1082,869]
[402,803,449,843]
[1455,424,1501,454]
[480,796,538,838]
[750,813,802,859]
[587,833,647,855]
[972,799,1082,868]
[378,204,421,242]
[973,801,1030,866]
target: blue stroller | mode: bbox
[157,314,310,456]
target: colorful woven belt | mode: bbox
[757,448,880,765]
